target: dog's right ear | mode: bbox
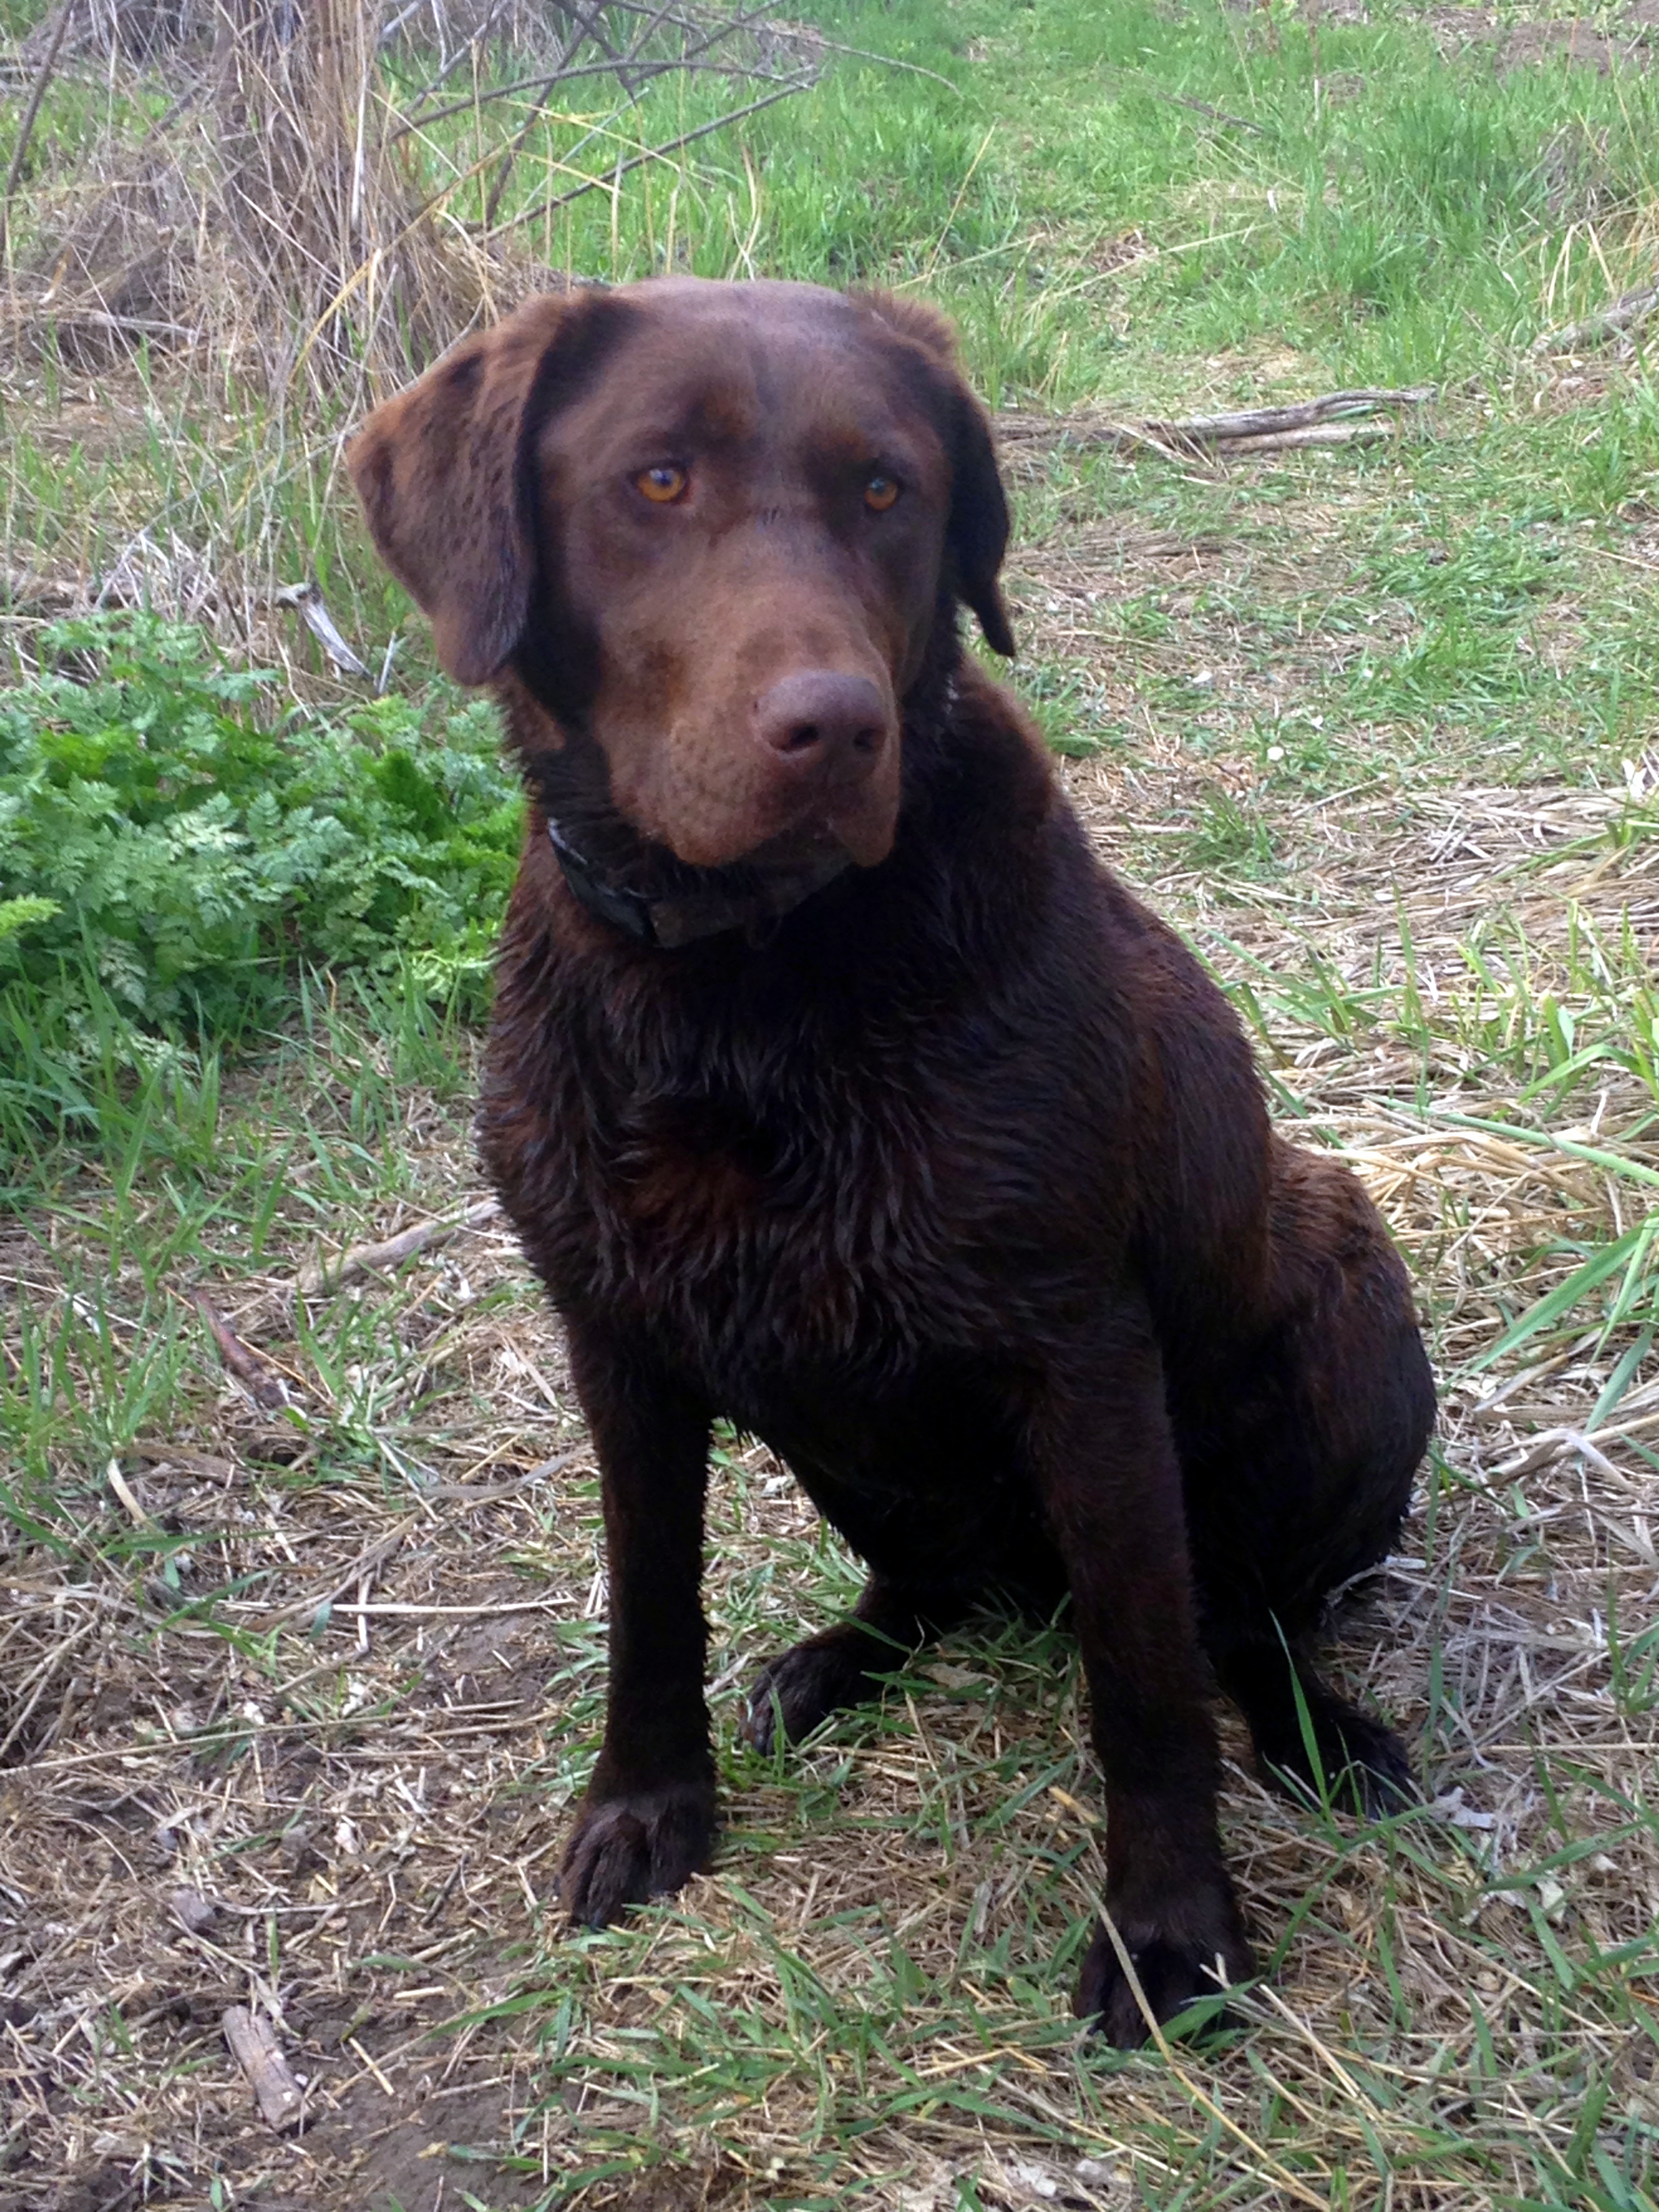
[348,291,615,687]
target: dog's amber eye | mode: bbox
[636,464,688,504]
[864,472,900,512]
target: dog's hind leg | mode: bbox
[1180,1140,1435,1818]
[742,1576,966,1755]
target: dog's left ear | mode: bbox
[943,383,1016,657]
[855,290,1016,659]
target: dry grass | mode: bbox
[3,695,1658,2208]
[3,0,819,406]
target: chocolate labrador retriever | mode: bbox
[349,278,1435,2044]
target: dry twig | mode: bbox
[996,388,1434,470]
[0,0,70,263]
[295,1196,501,1298]
[194,1294,289,1410]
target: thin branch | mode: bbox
[20,308,207,344]
[0,0,72,265]
[792,30,963,94]
[1097,62,1271,137]
[483,74,811,239]
[395,53,731,144]
[1141,386,1437,445]
[1029,386,1436,465]
[1205,421,1393,452]
[1534,272,1659,355]
[295,1197,501,1298]
[397,0,518,94]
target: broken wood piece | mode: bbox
[1009,386,1435,468]
[194,1297,289,1411]
[223,2006,304,2133]
[1534,274,1659,354]
[295,1197,501,1299]
[35,309,205,346]
[1206,422,1393,453]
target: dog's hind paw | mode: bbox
[1261,1697,1418,1819]
[558,1781,716,1927]
[741,1628,882,1757]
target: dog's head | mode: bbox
[348,278,1014,872]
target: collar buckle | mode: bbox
[546,821,659,945]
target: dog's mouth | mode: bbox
[734,819,863,875]
[649,768,900,874]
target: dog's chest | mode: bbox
[492,1012,1017,1376]
[600,1076,967,1362]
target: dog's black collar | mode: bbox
[546,819,852,951]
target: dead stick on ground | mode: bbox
[194,1296,289,1410]
[296,1196,501,1298]
[1211,422,1392,453]
[1049,386,1434,464]
[1093,59,1270,135]
[6,309,205,346]
[223,2007,304,2133]
[1143,386,1435,440]
[1534,273,1659,354]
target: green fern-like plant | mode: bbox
[0,613,523,1103]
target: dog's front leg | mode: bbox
[1027,1311,1256,2044]
[558,1317,717,1927]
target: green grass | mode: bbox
[5,0,1659,2207]
[7,0,1659,687]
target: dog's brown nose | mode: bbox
[755,672,890,771]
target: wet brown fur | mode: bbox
[349,278,1436,2045]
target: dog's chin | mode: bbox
[662,801,897,876]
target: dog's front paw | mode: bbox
[1073,1879,1255,2047]
[559,1780,716,1928]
